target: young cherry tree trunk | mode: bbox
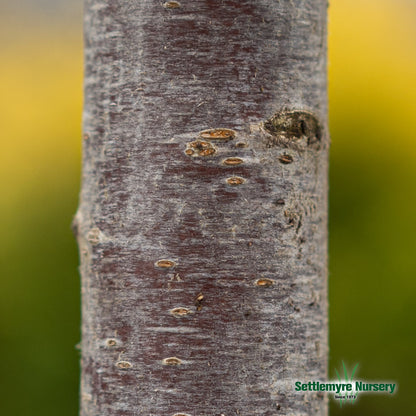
[74,1,328,415]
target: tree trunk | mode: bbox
[74,1,328,415]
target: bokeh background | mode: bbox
[0,0,415,414]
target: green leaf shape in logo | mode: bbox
[335,361,359,407]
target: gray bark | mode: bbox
[75,0,328,415]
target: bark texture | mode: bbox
[75,0,328,415]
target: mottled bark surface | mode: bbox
[75,0,328,415]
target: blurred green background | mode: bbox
[0,0,415,414]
